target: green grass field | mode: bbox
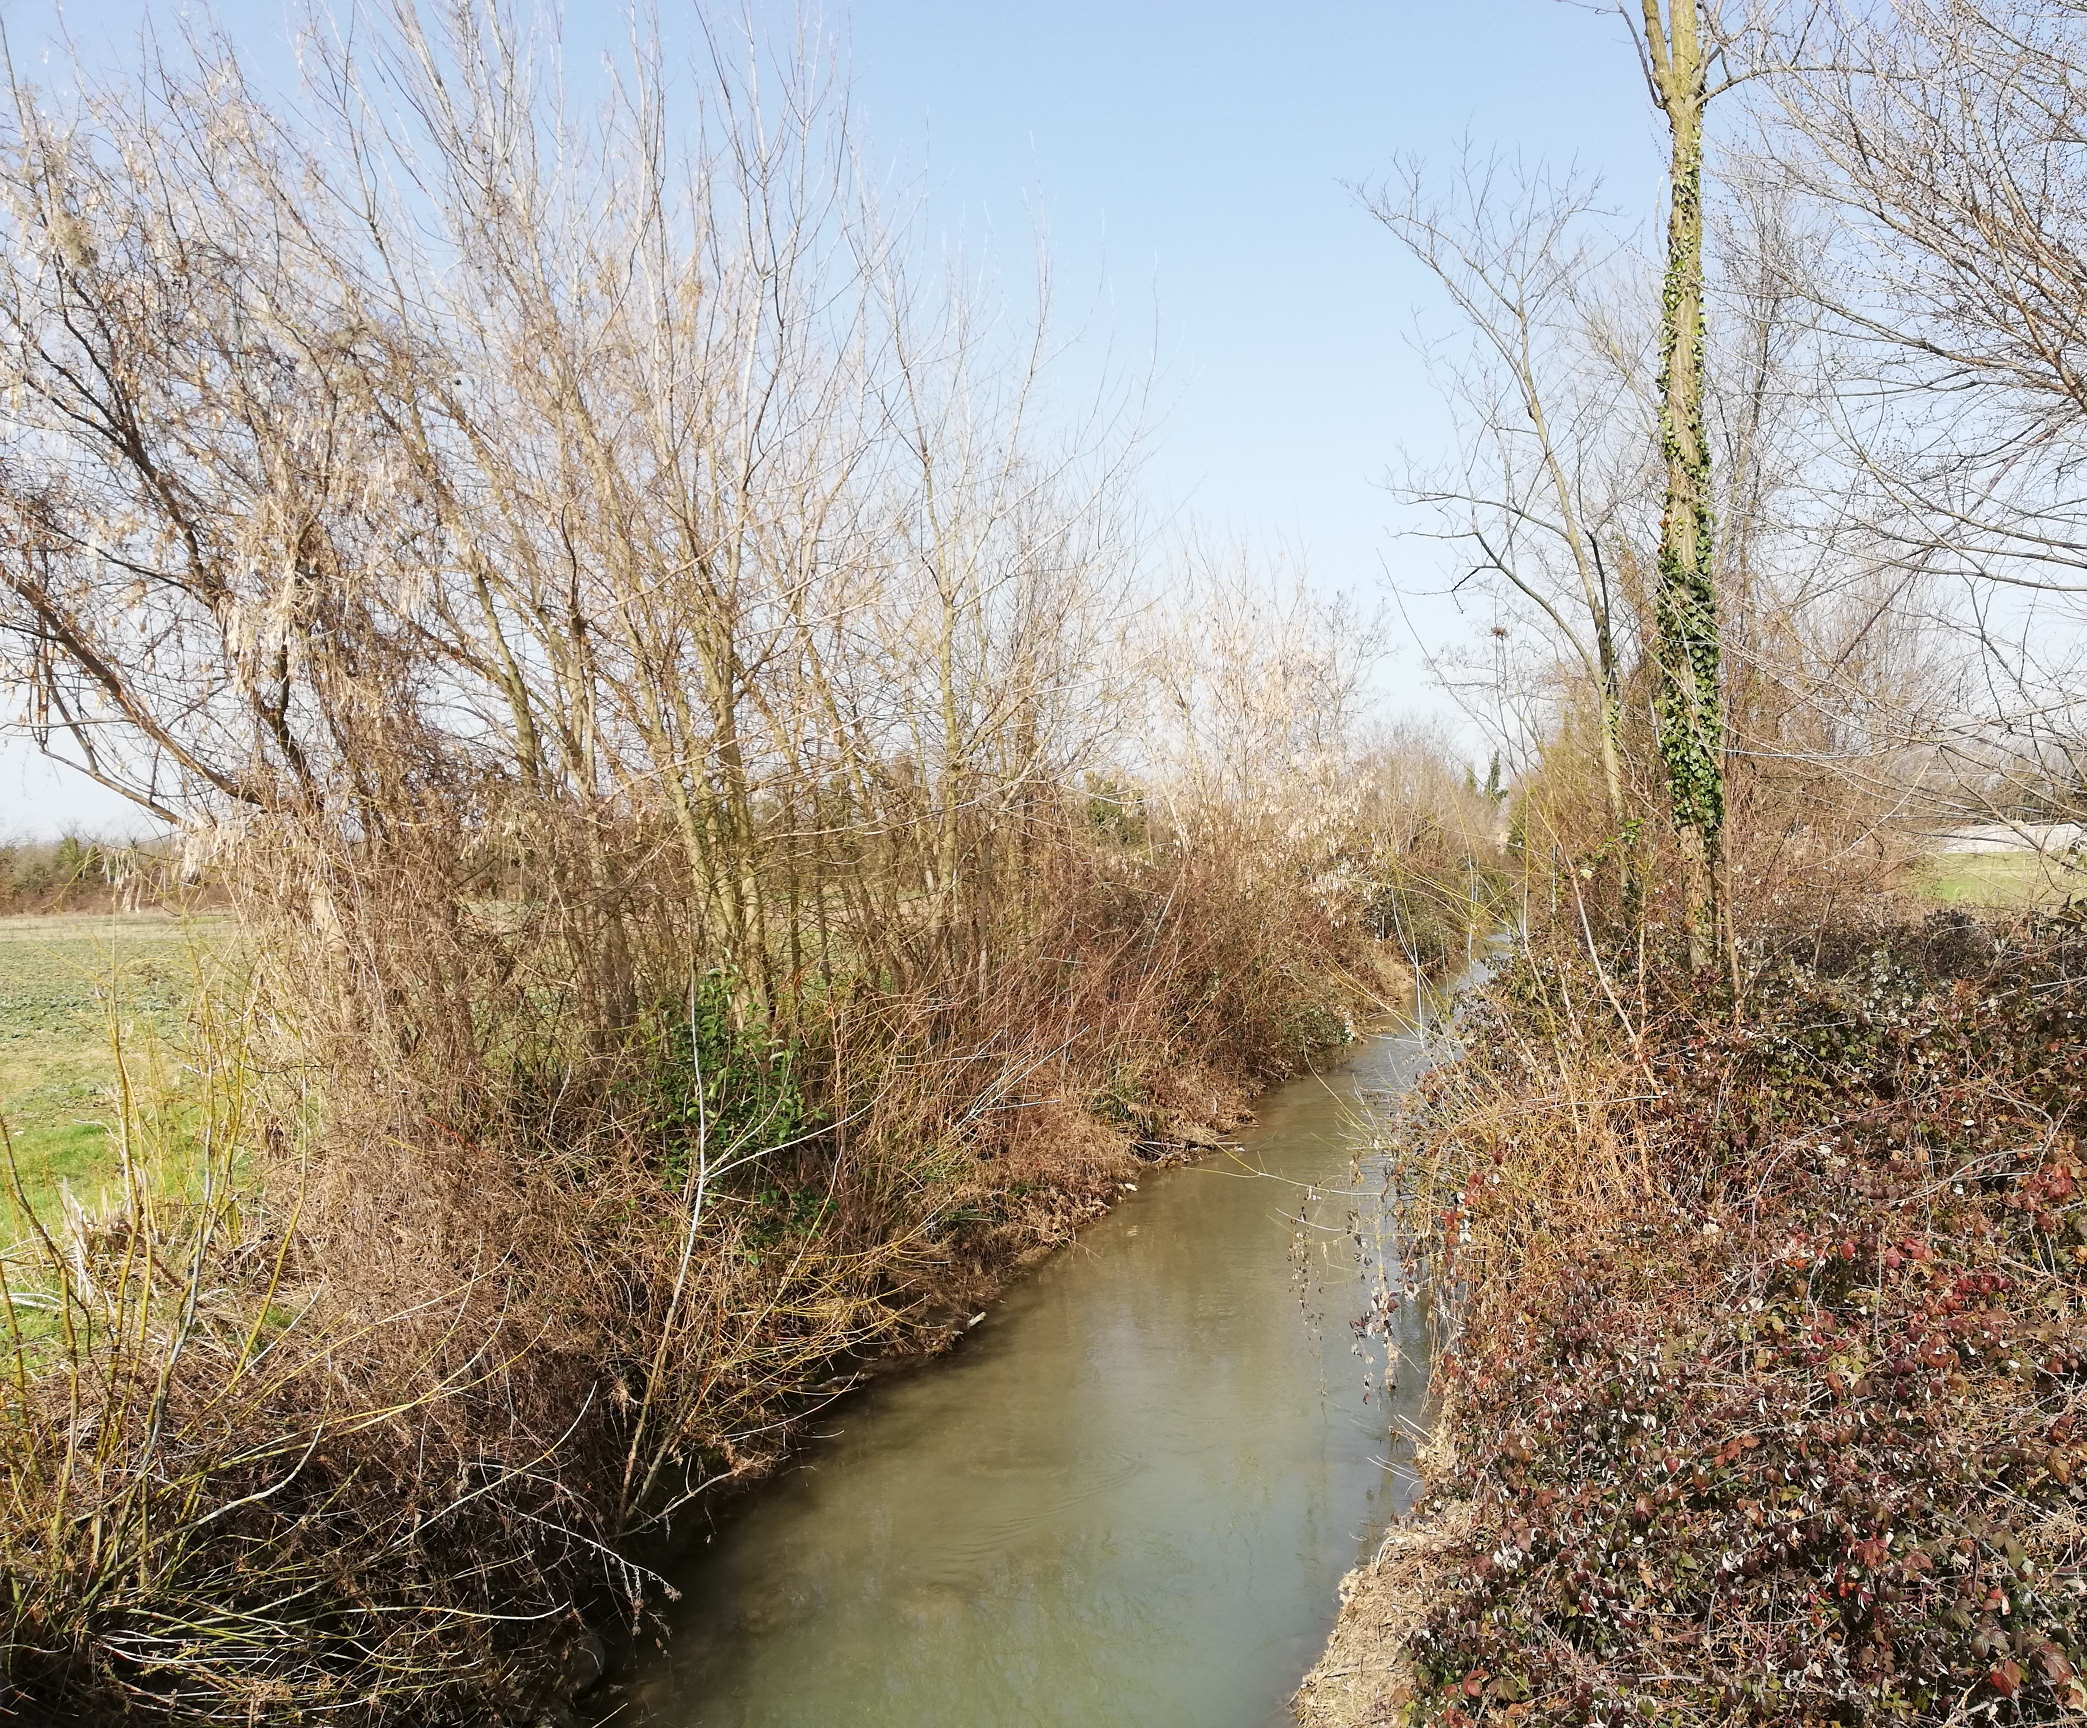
[1912,850,2087,909]
[0,915,219,1231]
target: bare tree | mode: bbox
[1767,0,2087,831]
[1360,153,1637,831]
[1364,22,1963,938]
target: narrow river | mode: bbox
[629,998,1457,1728]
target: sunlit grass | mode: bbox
[0,915,225,1229]
[1909,850,2086,909]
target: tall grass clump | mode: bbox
[0,8,1498,1721]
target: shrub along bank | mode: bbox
[1300,912,2087,1726]
[0,799,1491,1728]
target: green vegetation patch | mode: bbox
[0,917,204,1226]
[1912,850,2086,909]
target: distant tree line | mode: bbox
[0,833,196,915]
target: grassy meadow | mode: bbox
[0,915,216,1229]
[1910,849,2086,909]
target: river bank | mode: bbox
[1298,912,2087,1725]
[607,976,1464,1728]
[552,1038,1296,1723]
[3,883,1475,1728]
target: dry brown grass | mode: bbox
[0,783,1489,1725]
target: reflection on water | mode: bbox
[629,1018,1447,1728]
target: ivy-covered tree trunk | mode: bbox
[1642,0,1726,970]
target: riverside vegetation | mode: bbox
[12,3,2087,1726]
[1297,3,2087,1724]
[1298,913,2087,1725]
[0,10,1499,1725]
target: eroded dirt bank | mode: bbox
[1293,1483,1470,1728]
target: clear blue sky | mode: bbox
[1,0,1661,835]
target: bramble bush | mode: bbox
[1398,912,2087,1725]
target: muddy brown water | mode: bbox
[627,995,1463,1728]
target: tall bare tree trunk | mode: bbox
[1641,0,1727,969]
